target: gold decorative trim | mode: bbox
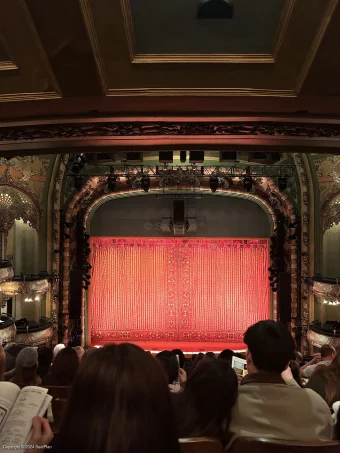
[0,92,60,102]
[295,0,339,94]
[79,0,108,93]
[121,0,294,64]
[0,61,17,71]
[107,87,296,97]
[132,53,274,64]
[272,0,296,60]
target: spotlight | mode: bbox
[278,177,287,192]
[243,176,253,192]
[107,175,117,192]
[209,176,219,193]
[141,175,150,192]
[71,154,85,173]
[74,175,84,191]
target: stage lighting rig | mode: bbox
[107,175,117,192]
[243,176,253,192]
[209,175,219,193]
[73,175,84,191]
[141,175,150,192]
[278,177,287,192]
[71,154,85,174]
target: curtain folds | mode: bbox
[89,238,270,344]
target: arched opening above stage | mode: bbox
[85,192,272,352]
[89,193,272,238]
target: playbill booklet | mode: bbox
[0,382,52,452]
[231,355,248,378]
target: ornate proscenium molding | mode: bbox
[1,118,340,153]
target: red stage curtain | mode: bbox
[89,238,270,345]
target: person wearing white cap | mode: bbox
[10,346,41,386]
[53,343,65,361]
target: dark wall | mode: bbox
[90,194,270,238]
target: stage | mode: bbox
[88,237,270,352]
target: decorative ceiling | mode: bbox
[0,0,339,103]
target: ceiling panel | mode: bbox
[130,0,285,55]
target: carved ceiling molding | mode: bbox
[1,120,340,145]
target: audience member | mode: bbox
[172,348,185,369]
[53,343,65,361]
[10,347,41,386]
[173,358,237,446]
[37,345,53,379]
[4,343,21,372]
[156,350,180,392]
[192,353,197,362]
[205,352,216,359]
[73,345,85,361]
[301,344,335,378]
[228,320,333,444]
[42,346,79,386]
[82,347,97,362]
[52,343,180,453]
[218,349,234,364]
[194,352,205,367]
[306,349,340,407]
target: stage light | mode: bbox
[74,175,84,191]
[209,176,219,193]
[278,177,287,192]
[107,175,117,192]
[71,154,85,173]
[243,176,253,192]
[141,175,150,192]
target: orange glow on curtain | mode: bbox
[89,238,270,345]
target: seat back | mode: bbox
[179,438,223,453]
[43,386,71,399]
[229,437,340,453]
[51,398,68,433]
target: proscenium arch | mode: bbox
[63,177,297,345]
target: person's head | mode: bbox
[177,358,238,440]
[57,343,180,453]
[73,346,85,362]
[82,347,97,363]
[314,349,340,406]
[218,349,234,363]
[194,352,205,367]
[244,320,295,374]
[38,346,53,367]
[51,347,79,386]
[320,344,336,361]
[172,349,185,369]
[192,353,197,362]
[53,343,65,360]
[205,352,216,359]
[156,350,179,384]
[12,347,39,386]
[4,343,21,372]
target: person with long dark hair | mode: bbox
[306,349,340,406]
[42,346,79,386]
[173,358,238,445]
[52,343,180,453]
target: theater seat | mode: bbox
[228,437,340,452]
[179,438,223,453]
[51,398,68,433]
[43,386,71,399]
